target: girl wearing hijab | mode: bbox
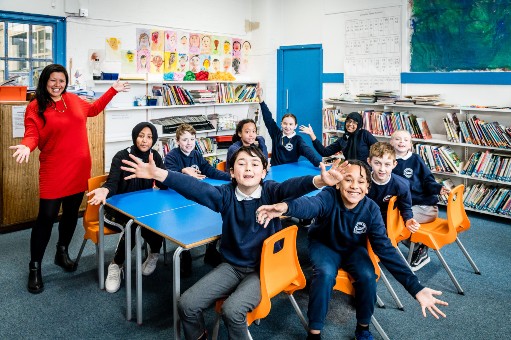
[300,112,377,165]
[87,122,167,293]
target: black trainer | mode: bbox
[410,244,430,272]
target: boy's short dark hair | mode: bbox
[369,142,396,160]
[176,123,196,140]
[229,145,268,186]
[346,159,372,190]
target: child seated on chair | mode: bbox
[390,130,450,271]
[120,145,348,340]
[164,123,231,275]
[225,119,268,172]
[257,86,321,167]
[87,122,167,294]
[367,142,420,233]
[256,160,448,340]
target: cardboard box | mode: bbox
[0,86,27,101]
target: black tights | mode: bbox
[30,192,84,263]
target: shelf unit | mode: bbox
[323,100,511,220]
[94,81,259,172]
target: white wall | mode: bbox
[0,0,66,16]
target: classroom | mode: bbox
[1,0,511,339]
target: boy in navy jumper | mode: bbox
[121,145,349,340]
[257,87,321,166]
[256,160,448,340]
[390,130,450,271]
[300,112,377,165]
[164,123,231,274]
[367,142,420,233]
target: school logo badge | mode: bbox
[353,222,367,234]
[192,164,200,171]
[403,168,413,178]
[284,142,293,151]
[383,195,392,202]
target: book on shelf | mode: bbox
[415,117,432,139]
[438,145,463,173]
[437,178,456,204]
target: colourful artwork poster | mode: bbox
[200,34,212,54]
[137,49,150,73]
[242,40,251,57]
[165,52,178,72]
[232,38,242,58]
[241,54,250,74]
[200,54,211,71]
[151,30,164,52]
[189,54,201,73]
[232,57,241,75]
[88,49,104,75]
[222,55,232,73]
[222,38,232,56]
[121,50,137,73]
[177,32,189,54]
[137,29,151,51]
[105,37,121,61]
[211,36,222,55]
[210,56,222,73]
[177,53,189,72]
[189,33,201,54]
[164,30,177,53]
[150,52,164,73]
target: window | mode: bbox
[0,11,65,87]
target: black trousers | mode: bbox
[30,192,84,263]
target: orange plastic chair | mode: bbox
[74,175,119,266]
[405,185,465,294]
[216,160,226,171]
[386,196,411,250]
[333,240,390,340]
[212,226,308,339]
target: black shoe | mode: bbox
[28,262,44,294]
[204,243,222,267]
[55,245,77,272]
[180,250,192,278]
[410,245,430,272]
[306,332,321,340]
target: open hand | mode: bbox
[112,80,130,93]
[256,202,288,228]
[315,159,350,187]
[87,187,109,205]
[299,124,316,141]
[256,85,264,102]
[121,153,168,182]
[9,144,30,163]
[415,287,448,319]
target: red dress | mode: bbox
[21,88,117,199]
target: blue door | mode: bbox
[277,44,323,150]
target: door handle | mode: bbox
[286,90,289,110]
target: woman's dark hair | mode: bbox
[35,64,69,125]
[281,113,297,124]
[346,159,372,190]
[232,119,257,143]
[228,145,268,186]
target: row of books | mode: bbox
[458,116,511,149]
[322,132,341,148]
[161,84,197,106]
[215,84,258,103]
[189,89,216,103]
[460,151,511,182]
[360,110,432,139]
[416,144,462,173]
[195,137,217,154]
[464,183,511,215]
[323,108,345,131]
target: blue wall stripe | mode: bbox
[322,73,343,83]
[401,72,511,85]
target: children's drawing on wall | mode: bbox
[150,52,164,73]
[211,57,221,73]
[232,39,242,58]
[223,39,232,55]
[200,34,212,54]
[105,37,121,61]
[88,49,105,75]
[151,30,164,52]
[189,33,201,54]
[137,29,151,50]
[165,52,178,72]
[223,55,232,73]
[121,50,137,73]
[200,54,211,71]
[165,30,177,53]
[177,32,189,54]
[242,40,251,56]
[211,36,222,55]
[232,57,241,75]
[241,55,250,74]
[137,49,150,73]
[241,40,251,74]
[189,54,201,73]
[177,53,189,72]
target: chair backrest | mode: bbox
[447,184,470,233]
[83,174,108,225]
[385,196,410,248]
[216,161,226,172]
[249,225,305,324]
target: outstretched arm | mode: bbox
[415,287,448,319]
[121,152,168,182]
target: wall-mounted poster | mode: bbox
[222,38,232,56]
[137,49,150,73]
[211,36,222,55]
[200,34,212,54]
[165,52,178,72]
[232,38,242,58]
[177,53,189,72]
[177,32,189,54]
[137,29,151,50]
[121,50,137,73]
[210,56,222,73]
[189,33,200,54]
[200,54,211,71]
[150,52,164,73]
[189,54,201,73]
[105,37,121,61]
[151,30,164,52]
[165,30,177,53]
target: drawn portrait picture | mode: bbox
[211,36,222,55]
[242,40,251,56]
[223,39,232,56]
[189,54,201,73]
[232,38,242,58]
[211,57,221,73]
[105,37,121,61]
[150,52,164,73]
[151,30,164,52]
[137,29,151,50]
[165,52,178,72]
[177,53,189,72]
[165,30,177,53]
[177,32,189,54]
[200,54,211,71]
[121,50,137,73]
[189,33,201,54]
[200,34,212,54]
[137,49,150,73]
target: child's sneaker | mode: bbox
[105,263,122,293]
[355,329,374,340]
[181,250,192,278]
[142,253,159,276]
[411,245,431,272]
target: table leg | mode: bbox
[98,205,105,290]
[173,247,184,340]
[125,220,133,321]
[136,225,143,324]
